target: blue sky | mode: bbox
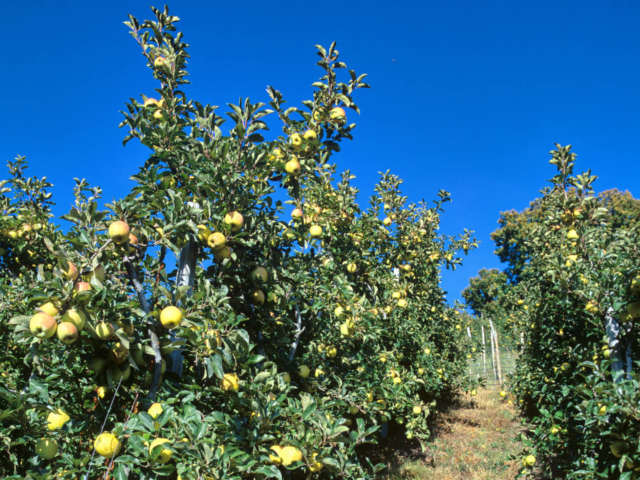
[2,1,639,303]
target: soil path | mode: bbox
[386,386,525,480]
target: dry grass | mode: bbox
[385,387,525,480]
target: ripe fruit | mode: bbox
[207,231,226,250]
[154,56,166,67]
[470,390,477,396]
[149,438,172,463]
[62,262,79,281]
[279,446,303,466]
[585,302,599,314]
[143,98,158,108]
[35,438,58,459]
[330,107,346,125]
[397,299,408,309]
[340,322,355,337]
[109,221,130,244]
[269,446,283,465]
[291,208,304,221]
[160,306,183,329]
[197,224,212,243]
[393,377,402,385]
[627,302,640,318]
[221,373,240,392]
[326,346,337,358]
[108,364,131,383]
[309,225,323,238]
[283,373,291,383]
[499,391,507,398]
[39,301,60,317]
[224,211,244,232]
[46,409,70,431]
[73,281,92,302]
[95,322,114,340]
[524,455,536,467]
[303,129,317,140]
[611,441,629,458]
[290,133,303,150]
[57,322,79,344]
[214,246,231,261]
[413,406,422,415]
[298,365,310,378]
[366,392,374,403]
[346,263,358,274]
[383,217,392,226]
[567,229,579,240]
[598,405,607,415]
[550,426,560,434]
[89,357,108,374]
[131,345,146,366]
[250,266,268,285]
[30,313,57,339]
[109,342,129,364]
[251,289,265,306]
[94,433,121,458]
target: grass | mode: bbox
[385,386,525,480]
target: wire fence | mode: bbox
[467,348,518,386]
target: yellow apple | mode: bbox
[269,446,284,465]
[94,432,121,458]
[160,306,183,329]
[298,365,310,378]
[251,289,265,306]
[309,225,323,237]
[89,357,108,374]
[207,231,226,250]
[95,322,114,340]
[46,408,71,431]
[197,224,212,243]
[290,133,303,151]
[214,246,231,261]
[30,313,57,339]
[250,266,268,285]
[109,221,130,244]
[108,364,131,383]
[39,301,60,317]
[224,211,244,232]
[279,446,303,466]
[303,129,317,140]
[57,322,78,344]
[62,261,79,281]
[221,373,240,392]
[109,342,129,364]
[143,98,159,108]
[330,107,346,125]
[35,438,58,459]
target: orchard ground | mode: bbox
[385,387,527,480]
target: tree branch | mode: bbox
[123,255,162,402]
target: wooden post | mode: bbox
[493,325,503,385]
[489,323,497,381]
[466,327,474,378]
[481,325,486,374]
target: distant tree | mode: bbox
[462,268,508,318]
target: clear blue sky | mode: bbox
[2,1,639,303]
